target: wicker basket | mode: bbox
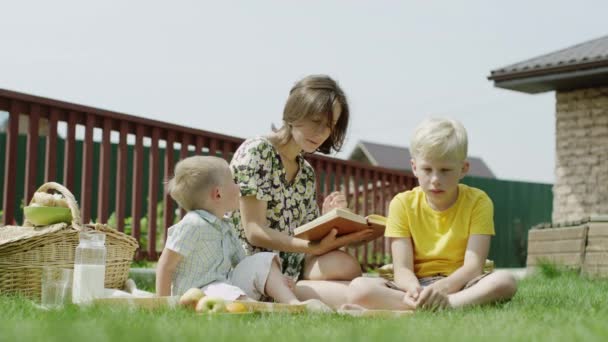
[0,182,139,300]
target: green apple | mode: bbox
[195,297,226,314]
[179,288,205,309]
[23,206,72,226]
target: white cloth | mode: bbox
[200,252,278,300]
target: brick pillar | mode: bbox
[553,87,608,222]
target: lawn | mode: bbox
[1,269,607,342]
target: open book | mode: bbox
[294,208,386,244]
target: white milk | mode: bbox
[72,264,105,304]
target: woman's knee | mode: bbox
[303,250,362,281]
[335,251,363,280]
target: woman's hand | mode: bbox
[310,228,374,255]
[322,191,348,215]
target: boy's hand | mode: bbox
[415,285,450,310]
[401,293,417,309]
[403,284,422,301]
[322,191,348,215]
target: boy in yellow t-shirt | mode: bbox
[346,118,517,310]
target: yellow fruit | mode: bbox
[179,288,205,309]
[226,302,248,313]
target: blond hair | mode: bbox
[271,74,350,154]
[410,118,468,161]
[167,156,229,211]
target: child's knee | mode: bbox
[492,271,518,299]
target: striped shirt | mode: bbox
[165,210,247,296]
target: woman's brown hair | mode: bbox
[272,74,349,154]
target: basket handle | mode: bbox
[23,182,83,230]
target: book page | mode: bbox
[366,214,387,226]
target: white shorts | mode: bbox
[201,252,278,301]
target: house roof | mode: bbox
[488,35,608,93]
[349,140,496,179]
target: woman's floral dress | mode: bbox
[228,136,319,279]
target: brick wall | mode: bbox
[554,87,608,222]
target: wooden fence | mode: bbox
[0,88,415,269]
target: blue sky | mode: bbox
[2,1,607,183]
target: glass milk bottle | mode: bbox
[72,231,106,304]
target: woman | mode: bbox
[229,75,372,308]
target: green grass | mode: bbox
[1,271,607,342]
